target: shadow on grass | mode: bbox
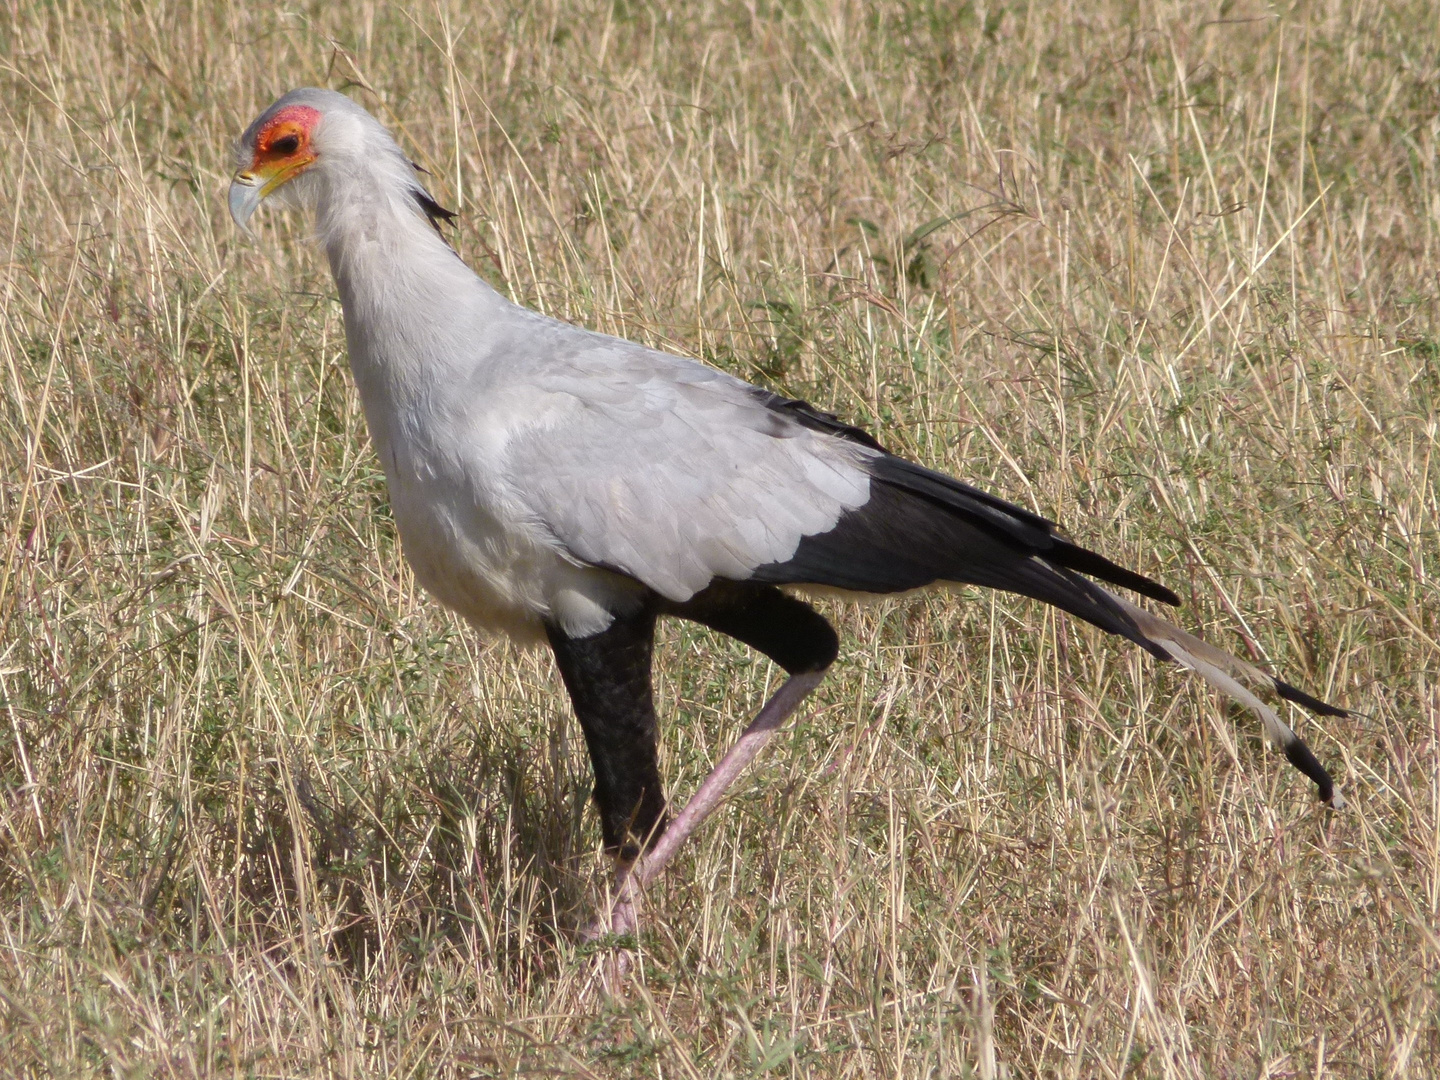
[224,741,601,987]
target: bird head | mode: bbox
[229,88,379,231]
[230,88,456,238]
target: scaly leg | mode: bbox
[595,670,824,937]
[549,584,838,958]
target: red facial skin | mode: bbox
[245,104,322,177]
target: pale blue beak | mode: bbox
[228,175,263,232]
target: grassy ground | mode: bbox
[1,0,1437,1075]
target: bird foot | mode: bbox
[579,893,639,943]
[580,881,641,993]
[588,945,636,994]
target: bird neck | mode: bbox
[313,163,490,404]
[316,168,463,304]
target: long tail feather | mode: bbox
[741,431,1347,807]
[1108,594,1345,808]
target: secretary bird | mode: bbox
[229,88,1345,939]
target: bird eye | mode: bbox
[270,133,301,155]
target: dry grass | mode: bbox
[1,0,1437,1075]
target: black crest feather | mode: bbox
[411,187,458,232]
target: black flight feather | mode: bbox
[752,390,1178,606]
[748,389,1345,804]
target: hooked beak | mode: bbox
[228,174,264,232]
[228,154,315,232]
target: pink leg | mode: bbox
[582,670,825,945]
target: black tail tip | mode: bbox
[1273,678,1349,718]
[1282,737,1344,809]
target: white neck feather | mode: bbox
[309,153,505,416]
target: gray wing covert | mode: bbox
[502,345,874,601]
